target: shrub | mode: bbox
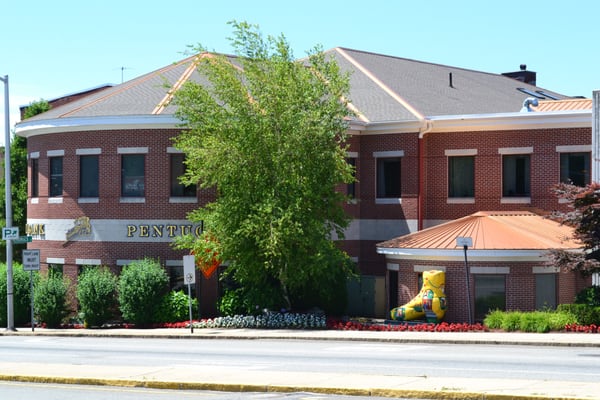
[575,286,600,306]
[483,309,504,330]
[77,266,119,327]
[0,263,36,326]
[557,304,600,325]
[499,311,523,332]
[154,290,198,323]
[118,258,169,327]
[34,271,72,328]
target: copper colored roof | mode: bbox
[532,98,592,112]
[377,211,580,251]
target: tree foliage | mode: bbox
[550,182,600,275]
[173,21,356,314]
[0,99,50,262]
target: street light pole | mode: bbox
[456,236,473,325]
[1,74,15,331]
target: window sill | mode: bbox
[447,197,475,204]
[500,197,531,204]
[78,197,99,204]
[120,197,146,203]
[375,198,402,205]
[30,197,39,204]
[48,197,63,204]
[169,197,198,204]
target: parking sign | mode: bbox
[22,249,40,271]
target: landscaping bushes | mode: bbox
[118,258,169,327]
[77,266,119,327]
[34,270,72,328]
[483,310,577,333]
[0,263,35,326]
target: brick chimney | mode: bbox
[502,64,536,85]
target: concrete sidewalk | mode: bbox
[2,327,600,399]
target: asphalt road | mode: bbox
[1,336,599,382]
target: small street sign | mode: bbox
[2,227,19,240]
[183,255,196,284]
[13,235,33,244]
[22,249,41,271]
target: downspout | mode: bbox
[417,119,433,231]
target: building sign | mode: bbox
[25,218,203,243]
[126,223,204,238]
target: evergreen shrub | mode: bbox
[34,271,72,328]
[118,258,169,327]
[77,266,119,327]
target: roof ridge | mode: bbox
[334,47,425,121]
[57,55,198,118]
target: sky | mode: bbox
[1,0,598,146]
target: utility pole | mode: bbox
[1,74,15,331]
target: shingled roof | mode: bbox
[20,48,572,126]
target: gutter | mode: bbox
[417,119,434,230]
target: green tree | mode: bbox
[0,99,50,262]
[173,21,356,314]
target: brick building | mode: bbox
[15,48,594,321]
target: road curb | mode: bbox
[0,374,577,400]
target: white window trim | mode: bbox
[76,259,102,265]
[47,149,65,157]
[120,197,146,203]
[46,257,65,264]
[373,150,404,158]
[447,198,475,204]
[169,197,197,204]
[533,266,560,274]
[76,148,102,155]
[347,151,358,158]
[118,147,148,154]
[167,147,184,154]
[78,198,99,204]
[470,266,510,274]
[29,151,40,159]
[445,149,477,156]
[500,197,531,204]
[414,265,447,273]
[556,145,591,153]
[498,146,533,155]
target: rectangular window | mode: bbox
[31,158,39,198]
[535,274,557,310]
[560,152,590,187]
[121,154,145,197]
[347,157,356,198]
[170,154,196,197]
[376,157,401,198]
[80,155,99,197]
[49,157,63,197]
[474,275,506,321]
[502,154,530,197]
[448,156,474,197]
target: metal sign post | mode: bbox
[183,255,196,334]
[23,250,40,332]
[456,237,473,325]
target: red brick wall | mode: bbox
[422,127,591,221]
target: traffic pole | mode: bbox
[1,75,15,331]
